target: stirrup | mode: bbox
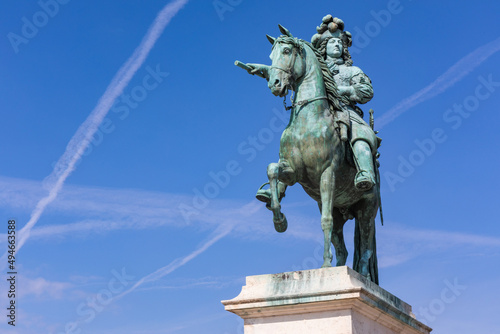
[256,182,271,203]
[255,182,286,203]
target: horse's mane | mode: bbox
[274,36,349,113]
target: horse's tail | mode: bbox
[354,218,379,285]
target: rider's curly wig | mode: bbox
[318,36,353,66]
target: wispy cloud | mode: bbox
[0,0,190,268]
[87,312,231,334]
[377,224,500,267]
[135,275,243,292]
[0,272,111,309]
[377,36,500,128]
[68,223,235,330]
[1,176,499,272]
[17,276,74,299]
[0,176,269,243]
[112,224,233,302]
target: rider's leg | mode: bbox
[353,140,376,191]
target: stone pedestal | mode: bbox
[222,266,431,334]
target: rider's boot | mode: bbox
[256,181,286,206]
[353,140,376,191]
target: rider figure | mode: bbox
[312,15,378,191]
[254,15,379,204]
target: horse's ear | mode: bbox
[266,34,276,45]
[278,24,293,37]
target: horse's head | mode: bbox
[267,26,306,97]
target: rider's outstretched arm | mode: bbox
[234,61,270,80]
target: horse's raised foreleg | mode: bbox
[320,165,336,268]
[267,162,287,233]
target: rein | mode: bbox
[283,95,328,111]
[273,38,329,112]
[271,45,298,80]
[271,39,300,82]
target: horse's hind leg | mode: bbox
[353,203,377,283]
[319,165,336,268]
[331,208,348,267]
[267,162,287,233]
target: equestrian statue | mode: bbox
[235,15,383,284]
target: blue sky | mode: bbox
[0,0,499,333]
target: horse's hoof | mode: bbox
[321,262,332,268]
[274,213,288,233]
[358,262,370,278]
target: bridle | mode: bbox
[271,39,328,111]
[270,40,299,82]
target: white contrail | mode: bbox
[0,0,189,267]
[377,36,500,128]
[111,224,232,302]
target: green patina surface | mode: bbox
[235,15,384,284]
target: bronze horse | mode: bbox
[241,26,381,283]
